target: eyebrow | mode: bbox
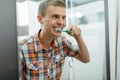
[51,14,66,17]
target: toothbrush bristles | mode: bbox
[55,27,71,34]
[56,28,62,32]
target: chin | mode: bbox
[55,33,61,37]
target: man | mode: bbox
[19,0,90,80]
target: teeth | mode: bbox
[55,27,62,31]
[54,27,62,32]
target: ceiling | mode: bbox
[67,0,98,5]
[17,0,99,6]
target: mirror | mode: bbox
[16,0,109,80]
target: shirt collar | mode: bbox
[35,29,59,49]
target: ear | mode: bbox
[37,15,43,24]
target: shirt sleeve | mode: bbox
[18,44,24,61]
[18,44,27,80]
[62,36,79,57]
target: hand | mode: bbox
[67,25,81,37]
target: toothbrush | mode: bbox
[56,28,71,34]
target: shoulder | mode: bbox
[18,34,37,47]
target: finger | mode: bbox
[76,27,80,35]
[73,26,80,36]
[67,26,72,30]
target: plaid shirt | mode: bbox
[19,30,79,80]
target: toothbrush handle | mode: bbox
[65,30,71,34]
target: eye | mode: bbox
[52,15,59,19]
[62,16,66,21]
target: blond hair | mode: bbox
[38,0,66,17]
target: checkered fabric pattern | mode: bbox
[19,30,78,80]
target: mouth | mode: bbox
[53,27,62,32]
[54,27,71,34]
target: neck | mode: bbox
[39,30,54,50]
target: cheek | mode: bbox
[64,22,66,26]
[43,19,50,26]
[43,18,55,28]
[62,22,66,28]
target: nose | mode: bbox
[57,18,65,26]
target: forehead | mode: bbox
[46,6,66,16]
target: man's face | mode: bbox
[38,5,66,37]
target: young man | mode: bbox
[19,0,90,80]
